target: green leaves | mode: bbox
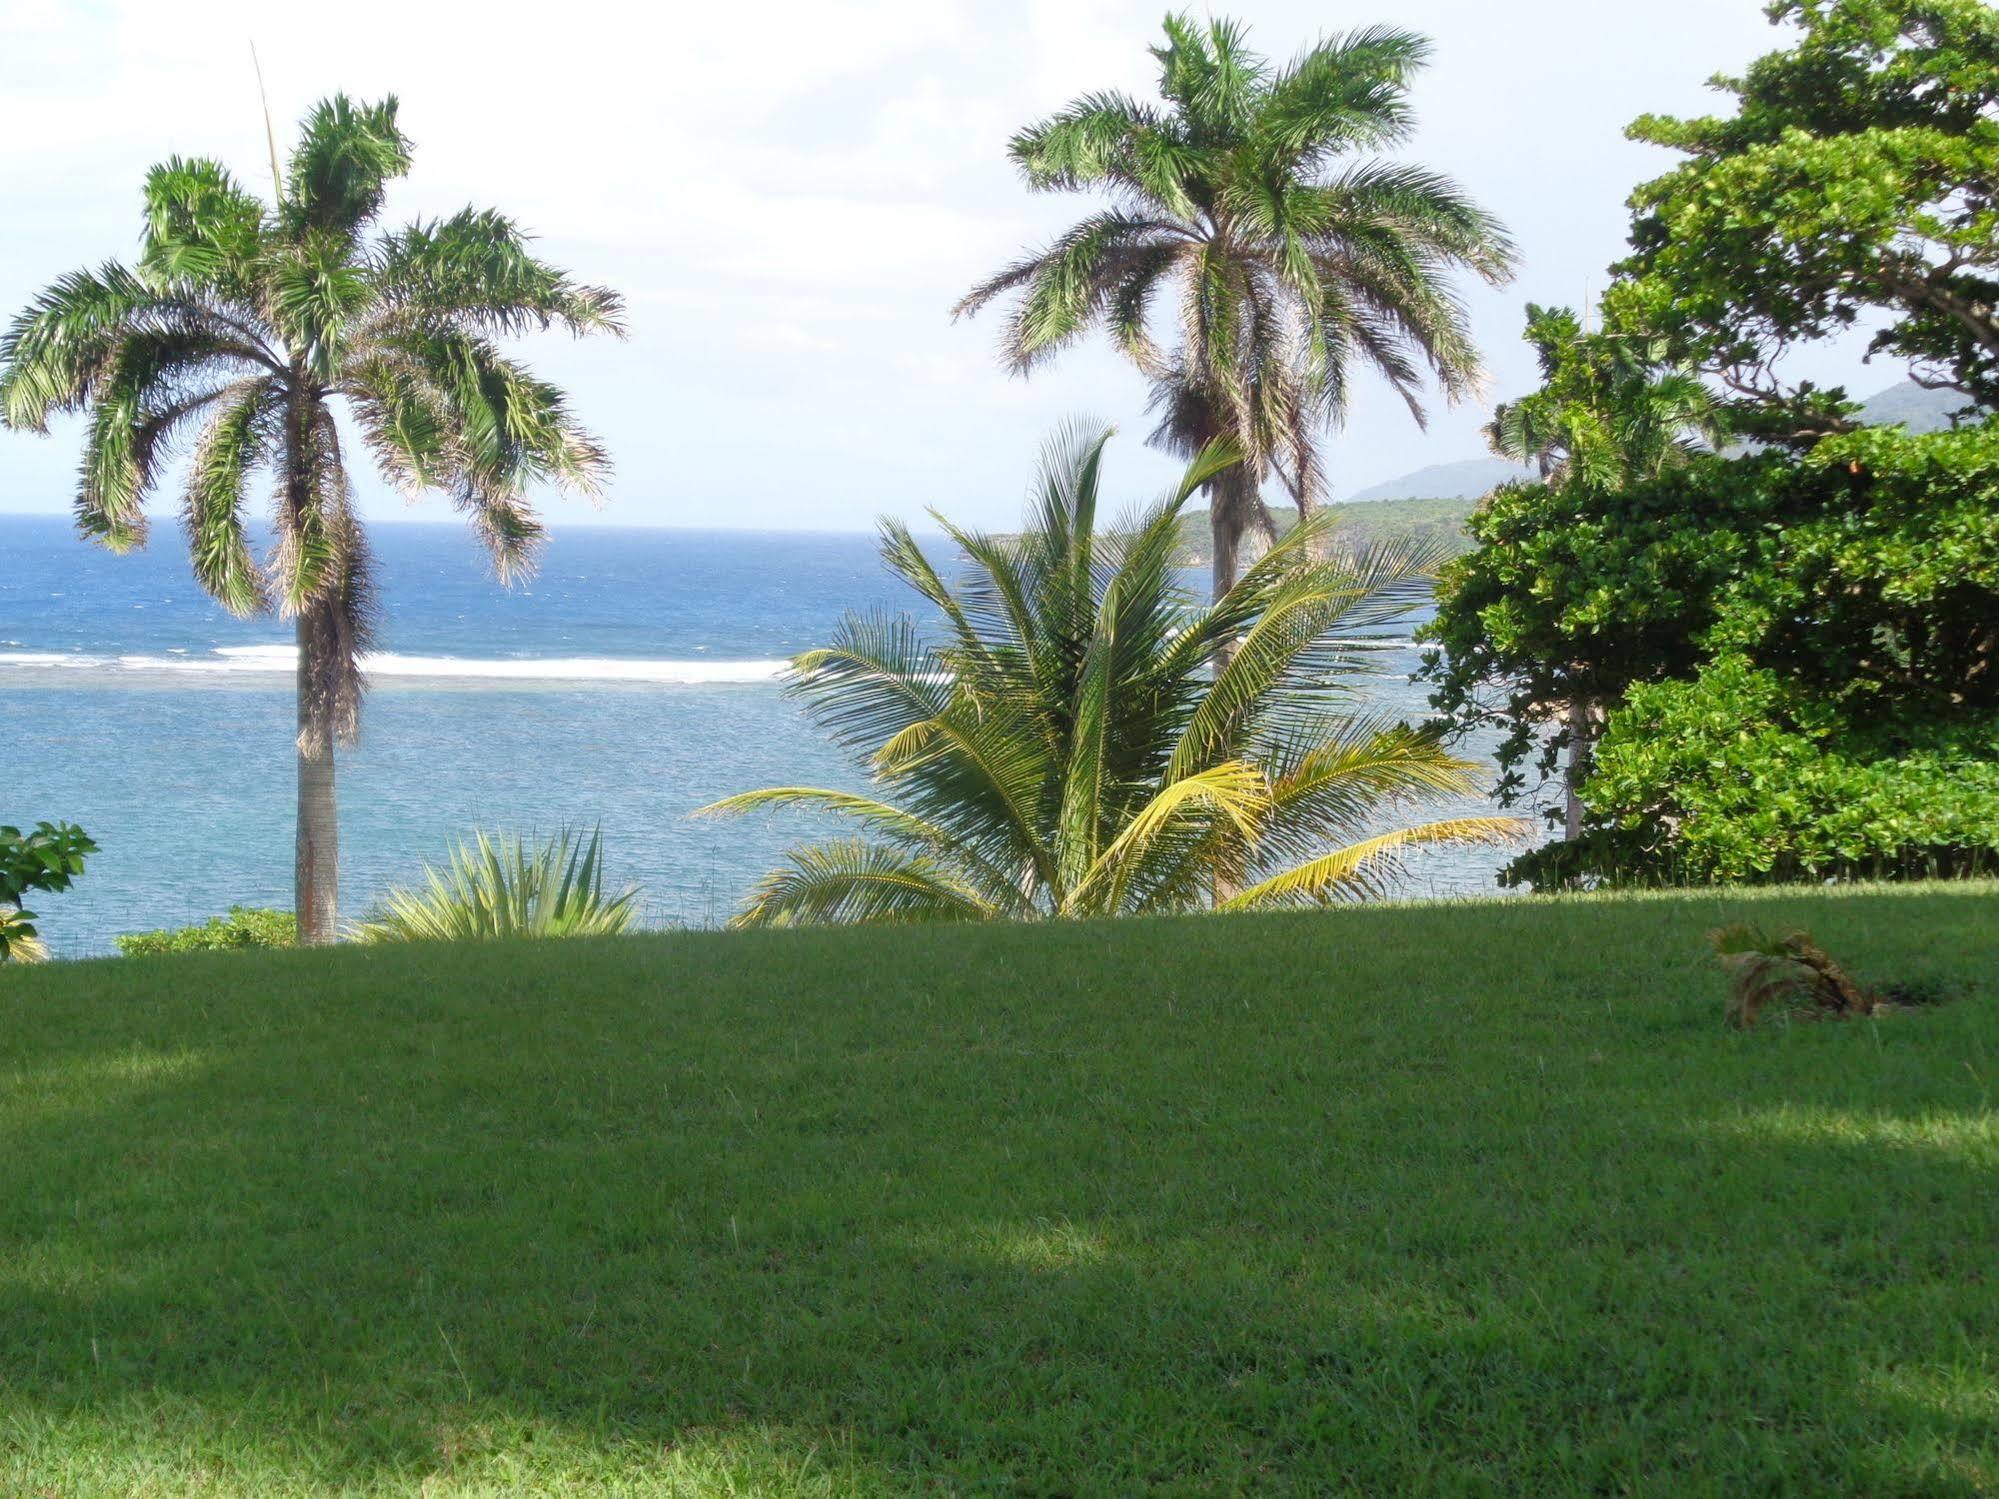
[960,13,1513,595]
[354,827,641,943]
[140,157,264,290]
[0,821,98,962]
[1618,0,1999,405]
[708,430,1522,927]
[371,209,626,339]
[281,95,412,241]
[182,379,275,614]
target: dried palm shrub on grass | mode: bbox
[1709,922,1880,1028]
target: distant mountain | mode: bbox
[1345,457,1532,503]
[1854,379,1971,434]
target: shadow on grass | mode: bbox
[1,894,1995,1492]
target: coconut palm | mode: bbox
[700,426,1523,925]
[0,96,621,943]
[955,15,1515,599]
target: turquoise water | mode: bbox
[2,515,1517,954]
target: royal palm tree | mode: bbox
[700,426,1522,924]
[955,15,1516,600]
[0,96,621,943]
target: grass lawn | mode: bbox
[2,884,1996,1495]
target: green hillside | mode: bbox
[2,885,1995,1493]
[1176,493,1479,566]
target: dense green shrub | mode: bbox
[116,907,298,956]
[1508,659,1999,887]
[1433,418,1999,889]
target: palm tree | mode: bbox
[954,15,1516,601]
[0,96,621,943]
[1486,304,1720,487]
[699,426,1522,925]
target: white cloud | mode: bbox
[0,0,1879,533]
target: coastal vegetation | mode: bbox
[1422,0,1999,889]
[116,907,297,956]
[0,96,622,945]
[2,883,1993,1492]
[353,826,640,943]
[1170,493,1478,566]
[0,1,1997,1491]
[956,16,1514,598]
[703,428,1520,925]
[0,821,95,962]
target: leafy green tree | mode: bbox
[0,97,622,943]
[1615,0,1999,413]
[701,427,1521,925]
[1505,419,1999,887]
[1422,307,1729,842]
[0,821,97,962]
[955,15,1514,599]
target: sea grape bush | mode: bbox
[1432,418,1999,889]
[1516,658,1999,887]
[116,907,298,956]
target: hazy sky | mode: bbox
[0,0,1880,533]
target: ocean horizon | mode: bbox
[3,513,1524,954]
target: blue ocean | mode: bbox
[2,514,1520,954]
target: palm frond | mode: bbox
[1220,816,1526,909]
[281,94,412,240]
[731,840,1000,928]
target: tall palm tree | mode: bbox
[699,426,1522,925]
[0,96,621,943]
[955,14,1516,600]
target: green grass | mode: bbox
[2,884,1996,1494]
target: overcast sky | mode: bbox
[0,0,1883,533]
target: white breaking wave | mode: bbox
[0,645,789,684]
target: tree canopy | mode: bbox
[957,15,1513,593]
[1615,0,1999,413]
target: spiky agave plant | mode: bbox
[354,827,640,943]
[0,96,622,944]
[699,425,1525,925]
[955,15,1515,598]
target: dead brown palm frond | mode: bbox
[1709,922,1880,1028]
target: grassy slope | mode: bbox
[2,885,1996,1495]
[1174,495,1479,566]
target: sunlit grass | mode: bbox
[0,882,1995,1493]
[1693,1101,1999,1163]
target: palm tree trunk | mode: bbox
[1562,698,1597,844]
[1208,464,1273,602]
[1210,499,1242,604]
[295,612,339,944]
[1294,489,1328,558]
